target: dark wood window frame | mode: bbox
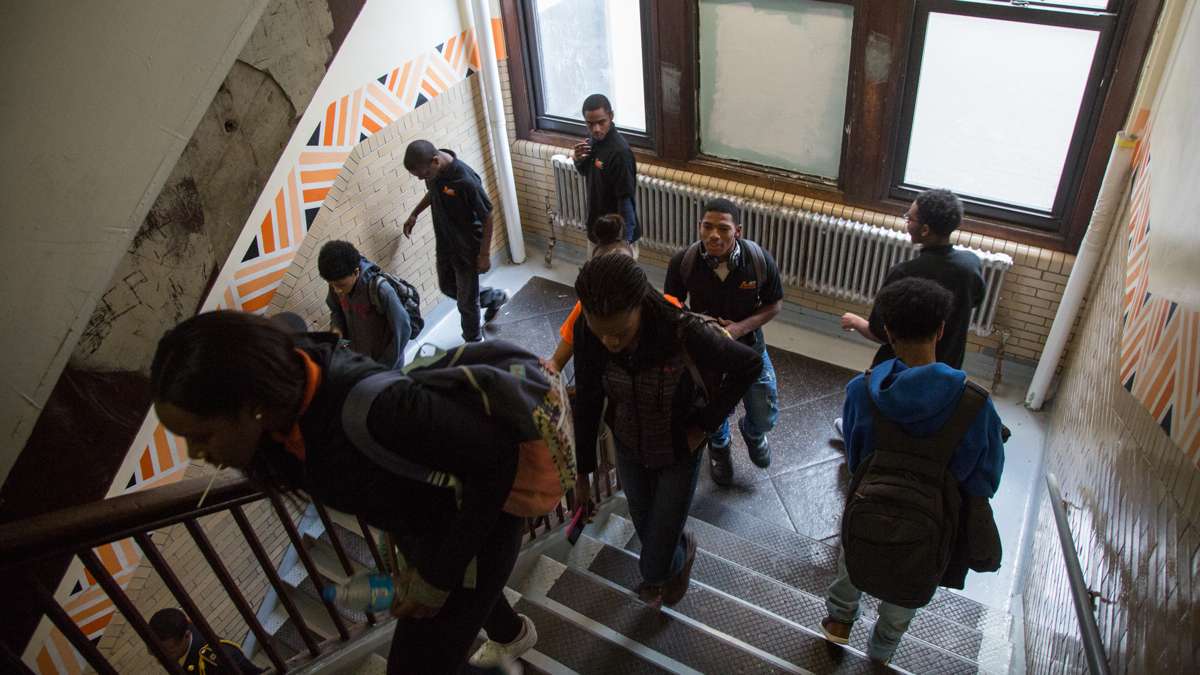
[501,0,1162,253]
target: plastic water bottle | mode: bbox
[321,573,396,612]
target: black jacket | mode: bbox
[573,304,762,473]
[868,244,985,369]
[263,335,519,592]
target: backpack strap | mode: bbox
[365,271,385,315]
[868,374,988,473]
[740,239,767,287]
[678,242,702,285]
[341,370,461,497]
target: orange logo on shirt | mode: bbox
[594,158,604,170]
[739,280,758,290]
[442,186,456,197]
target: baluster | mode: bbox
[266,491,350,640]
[30,579,117,675]
[78,548,185,675]
[354,515,390,573]
[133,532,245,674]
[230,504,322,657]
[313,501,377,625]
[184,519,288,672]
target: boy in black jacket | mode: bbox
[836,188,985,437]
[403,140,507,343]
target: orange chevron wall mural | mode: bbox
[23,19,506,673]
[1120,130,1200,468]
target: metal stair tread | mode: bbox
[542,560,797,673]
[582,534,989,675]
[616,492,1012,640]
[511,598,672,674]
[609,511,1010,670]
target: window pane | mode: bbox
[698,0,853,178]
[532,0,646,132]
[903,13,1100,212]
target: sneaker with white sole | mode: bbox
[469,613,537,669]
[832,417,844,440]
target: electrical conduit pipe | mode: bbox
[1025,132,1137,410]
[467,0,526,264]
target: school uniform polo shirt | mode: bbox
[426,150,492,259]
[573,127,639,243]
[664,239,784,349]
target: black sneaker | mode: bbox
[483,291,509,323]
[708,442,733,486]
[739,417,771,468]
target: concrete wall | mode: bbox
[0,0,270,488]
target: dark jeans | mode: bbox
[615,443,703,585]
[386,512,524,674]
[436,253,503,341]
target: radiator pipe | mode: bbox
[1026,132,1136,410]
[466,0,526,263]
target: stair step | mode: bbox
[511,599,669,674]
[319,521,381,570]
[281,584,341,640]
[602,510,1009,673]
[684,494,1012,638]
[579,536,879,674]
[521,554,801,673]
[303,533,369,584]
[353,652,389,675]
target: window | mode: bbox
[517,0,652,143]
[698,0,854,179]
[893,1,1117,231]
[503,0,1161,251]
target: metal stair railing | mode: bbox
[0,473,371,674]
[1045,472,1112,675]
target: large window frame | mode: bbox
[501,0,1162,252]
[514,0,658,149]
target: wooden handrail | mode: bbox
[0,472,260,569]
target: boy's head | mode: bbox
[148,608,191,661]
[581,93,614,142]
[318,240,362,296]
[876,277,953,346]
[699,197,742,259]
[403,140,444,180]
[904,189,963,244]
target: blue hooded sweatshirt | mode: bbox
[842,358,1004,498]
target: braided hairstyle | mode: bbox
[574,253,681,325]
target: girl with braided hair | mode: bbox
[572,254,762,606]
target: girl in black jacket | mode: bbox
[151,311,532,674]
[572,255,762,606]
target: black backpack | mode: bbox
[841,375,988,609]
[678,238,768,290]
[366,267,424,338]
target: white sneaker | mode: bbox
[833,417,844,439]
[469,613,537,669]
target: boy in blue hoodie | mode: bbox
[821,277,1005,663]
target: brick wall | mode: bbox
[497,60,1076,366]
[95,464,302,672]
[271,74,508,329]
[1021,215,1200,671]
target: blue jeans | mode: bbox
[825,552,918,662]
[615,444,703,585]
[710,346,778,448]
